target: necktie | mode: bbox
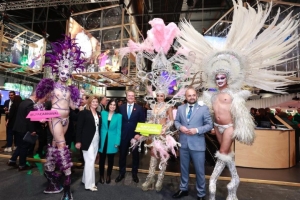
[128,105,132,119]
[187,106,193,120]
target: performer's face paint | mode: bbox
[59,69,70,82]
[215,74,227,88]
[156,93,165,103]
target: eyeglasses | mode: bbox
[216,77,226,80]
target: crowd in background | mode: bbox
[250,107,300,128]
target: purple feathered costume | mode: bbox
[35,36,84,200]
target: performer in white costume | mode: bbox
[175,0,299,199]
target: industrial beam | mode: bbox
[0,0,119,11]
[130,8,229,17]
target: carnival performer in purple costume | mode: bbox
[35,36,84,200]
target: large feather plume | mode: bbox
[176,0,299,93]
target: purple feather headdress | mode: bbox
[44,35,85,75]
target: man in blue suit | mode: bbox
[173,87,213,200]
[115,90,145,183]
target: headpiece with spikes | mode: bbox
[44,35,85,75]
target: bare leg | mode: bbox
[209,127,225,200]
[214,126,223,145]
[49,118,73,200]
[219,127,234,154]
[219,127,239,200]
[209,127,236,200]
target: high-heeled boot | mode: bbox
[155,161,166,192]
[142,156,157,191]
[226,152,239,200]
[56,146,73,200]
[44,145,63,194]
[209,151,231,200]
[61,175,73,200]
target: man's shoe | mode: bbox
[172,190,189,198]
[115,174,125,182]
[18,165,31,171]
[132,174,139,183]
[197,196,206,200]
[7,161,16,167]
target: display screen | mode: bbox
[4,82,33,99]
[26,39,44,70]
[0,90,20,105]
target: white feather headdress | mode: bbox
[176,0,299,93]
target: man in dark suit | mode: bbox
[7,92,43,171]
[115,90,145,183]
[2,91,15,149]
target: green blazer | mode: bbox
[99,110,122,154]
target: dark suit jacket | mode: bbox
[13,98,37,134]
[3,99,10,120]
[7,101,20,129]
[76,109,101,151]
[119,103,145,141]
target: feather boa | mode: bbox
[35,78,55,99]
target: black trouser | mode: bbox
[99,153,115,176]
[99,134,115,176]
[10,132,31,167]
[119,137,139,175]
[37,127,47,156]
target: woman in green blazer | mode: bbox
[99,98,122,184]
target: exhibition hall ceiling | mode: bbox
[1,0,300,44]
[0,0,231,42]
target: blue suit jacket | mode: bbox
[99,111,122,154]
[119,103,145,141]
[175,103,213,151]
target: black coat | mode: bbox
[3,99,10,120]
[13,98,37,134]
[7,101,20,129]
[76,109,101,151]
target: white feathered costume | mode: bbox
[175,1,299,199]
[176,0,299,145]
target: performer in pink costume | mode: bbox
[119,18,192,192]
[35,36,84,200]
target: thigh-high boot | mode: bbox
[209,151,230,200]
[56,146,73,200]
[141,156,157,191]
[155,160,166,192]
[44,145,63,194]
[226,152,239,200]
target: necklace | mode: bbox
[156,102,165,110]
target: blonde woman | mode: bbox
[76,95,101,191]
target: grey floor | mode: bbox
[0,157,300,200]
